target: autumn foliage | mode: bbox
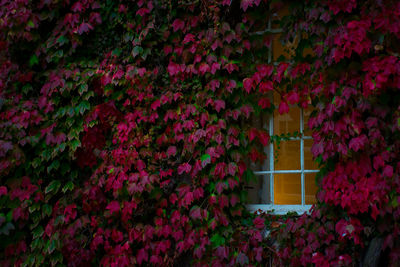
[0,0,399,266]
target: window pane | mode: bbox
[247,112,270,171]
[245,175,271,204]
[274,140,300,170]
[274,173,301,204]
[305,173,318,204]
[273,94,300,135]
[303,108,312,136]
[304,139,318,170]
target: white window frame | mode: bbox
[246,108,319,215]
[247,13,318,215]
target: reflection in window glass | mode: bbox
[246,175,271,204]
[305,173,318,204]
[304,139,318,170]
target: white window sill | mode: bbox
[246,204,312,215]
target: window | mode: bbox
[246,4,318,214]
[246,97,319,214]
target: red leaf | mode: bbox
[151,99,161,110]
[215,182,227,194]
[241,0,261,11]
[257,64,274,77]
[137,248,148,265]
[259,81,273,93]
[287,92,300,104]
[199,63,210,75]
[248,128,258,142]
[253,217,265,229]
[106,201,120,215]
[258,97,271,109]
[383,165,393,177]
[278,101,289,114]
[243,78,253,93]
[172,19,185,32]
[71,2,83,12]
[258,131,270,146]
[0,186,7,196]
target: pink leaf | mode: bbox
[383,165,393,177]
[243,78,253,93]
[210,62,221,74]
[178,163,191,175]
[199,63,210,75]
[214,100,225,113]
[190,207,202,220]
[77,22,93,35]
[167,146,177,157]
[137,248,148,265]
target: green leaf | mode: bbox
[132,46,143,58]
[47,160,60,173]
[0,222,15,235]
[112,48,122,56]
[200,153,211,165]
[45,180,61,194]
[62,181,74,193]
[29,203,40,213]
[48,239,57,254]
[42,204,52,217]
[32,158,41,168]
[27,20,35,28]
[210,233,225,247]
[57,35,68,45]
[32,226,44,239]
[29,55,39,67]
[78,84,88,95]
[70,139,81,151]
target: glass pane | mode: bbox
[247,112,270,171]
[305,173,318,204]
[303,108,312,136]
[274,93,300,135]
[246,175,271,204]
[304,139,318,169]
[274,140,300,170]
[274,173,301,204]
[272,33,293,61]
[271,2,289,29]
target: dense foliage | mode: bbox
[0,0,399,266]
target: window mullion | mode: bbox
[300,109,305,205]
[270,112,274,205]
